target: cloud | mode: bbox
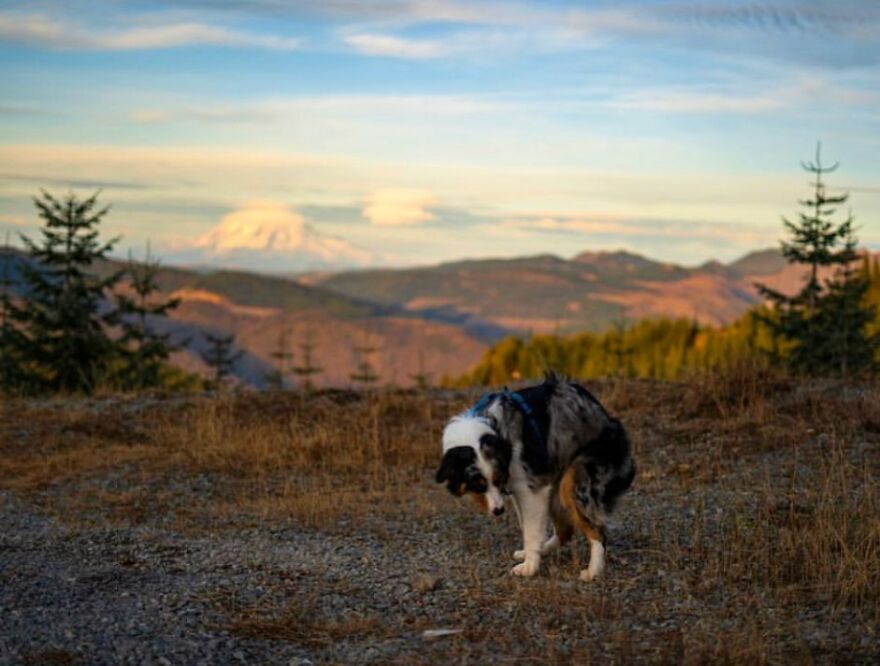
[130,107,276,125]
[128,93,506,128]
[503,215,776,246]
[0,214,27,228]
[342,27,598,60]
[344,33,446,59]
[0,172,151,191]
[363,189,438,226]
[0,12,301,51]
[611,89,782,115]
[332,2,880,66]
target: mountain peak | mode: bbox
[573,249,647,263]
[186,202,372,272]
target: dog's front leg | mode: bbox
[511,486,550,577]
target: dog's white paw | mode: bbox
[579,568,600,582]
[511,560,539,577]
[512,549,526,561]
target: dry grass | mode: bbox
[1,374,879,662]
[700,440,879,616]
[0,389,460,529]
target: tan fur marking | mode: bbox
[471,493,488,512]
[552,512,574,547]
[559,465,605,544]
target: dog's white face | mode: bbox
[435,416,511,517]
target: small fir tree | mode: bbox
[265,321,293,390]
[15,190,123,393]
[201,332,243,390]
[409,350,431,389]
[115,246,182,390]
[755,144,877,375]
[350,327,379,388]
[291,325,322,391]
[807,228,878,376]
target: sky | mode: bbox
[1,0,879,271]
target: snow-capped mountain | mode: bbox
[172,202,372,273]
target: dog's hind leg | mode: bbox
[559,465,607,581]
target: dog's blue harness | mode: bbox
[467,389,543,443]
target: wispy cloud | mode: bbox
[0,172,152,191]
[363,188,438,226]
[502,215,776,246]
[0,12,301,51]
[611,89,783,115]
[0,214,27,228]
[333,1,880,62]
[343,33,446,59]
[127,93,508,126]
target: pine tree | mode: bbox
[409,350,431,389]
[757,143,853,312]
[201,332,243,390]
[291,325,322,391]
[265,321,293,390]
[15,190,123,393]
[755,144,877,375]
[808,228,878,376]
[350,327,379,388]
[115,246,182,390]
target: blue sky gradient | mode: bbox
[1,0,878,269]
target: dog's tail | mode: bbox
[569,419,636,526]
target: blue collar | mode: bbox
[467,389,543,443]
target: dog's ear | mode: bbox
[435,446,476,488]
[435,450,457,483]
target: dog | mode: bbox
[435,374,635,580]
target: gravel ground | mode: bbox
[1,386,878,664]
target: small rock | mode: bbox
[422,629,462,641]
[412,573,441,594]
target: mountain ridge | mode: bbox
[5,245,865,387]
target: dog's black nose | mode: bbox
[492,506,505,516]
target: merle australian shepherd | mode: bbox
[435,374,635,581]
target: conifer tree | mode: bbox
[807,228,878,376]
[756,144,878,375]
[115,246,182,389]
[201,332,243,390]
[15,191,123,393]
[350,327,379,388]
[265,321,293,390]
[409,350,431,389]
[291,325,322,391]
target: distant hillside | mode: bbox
[0,249,489,388]
[727,248,788,276]
[308,249,788,334]
[6,244,868,387]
